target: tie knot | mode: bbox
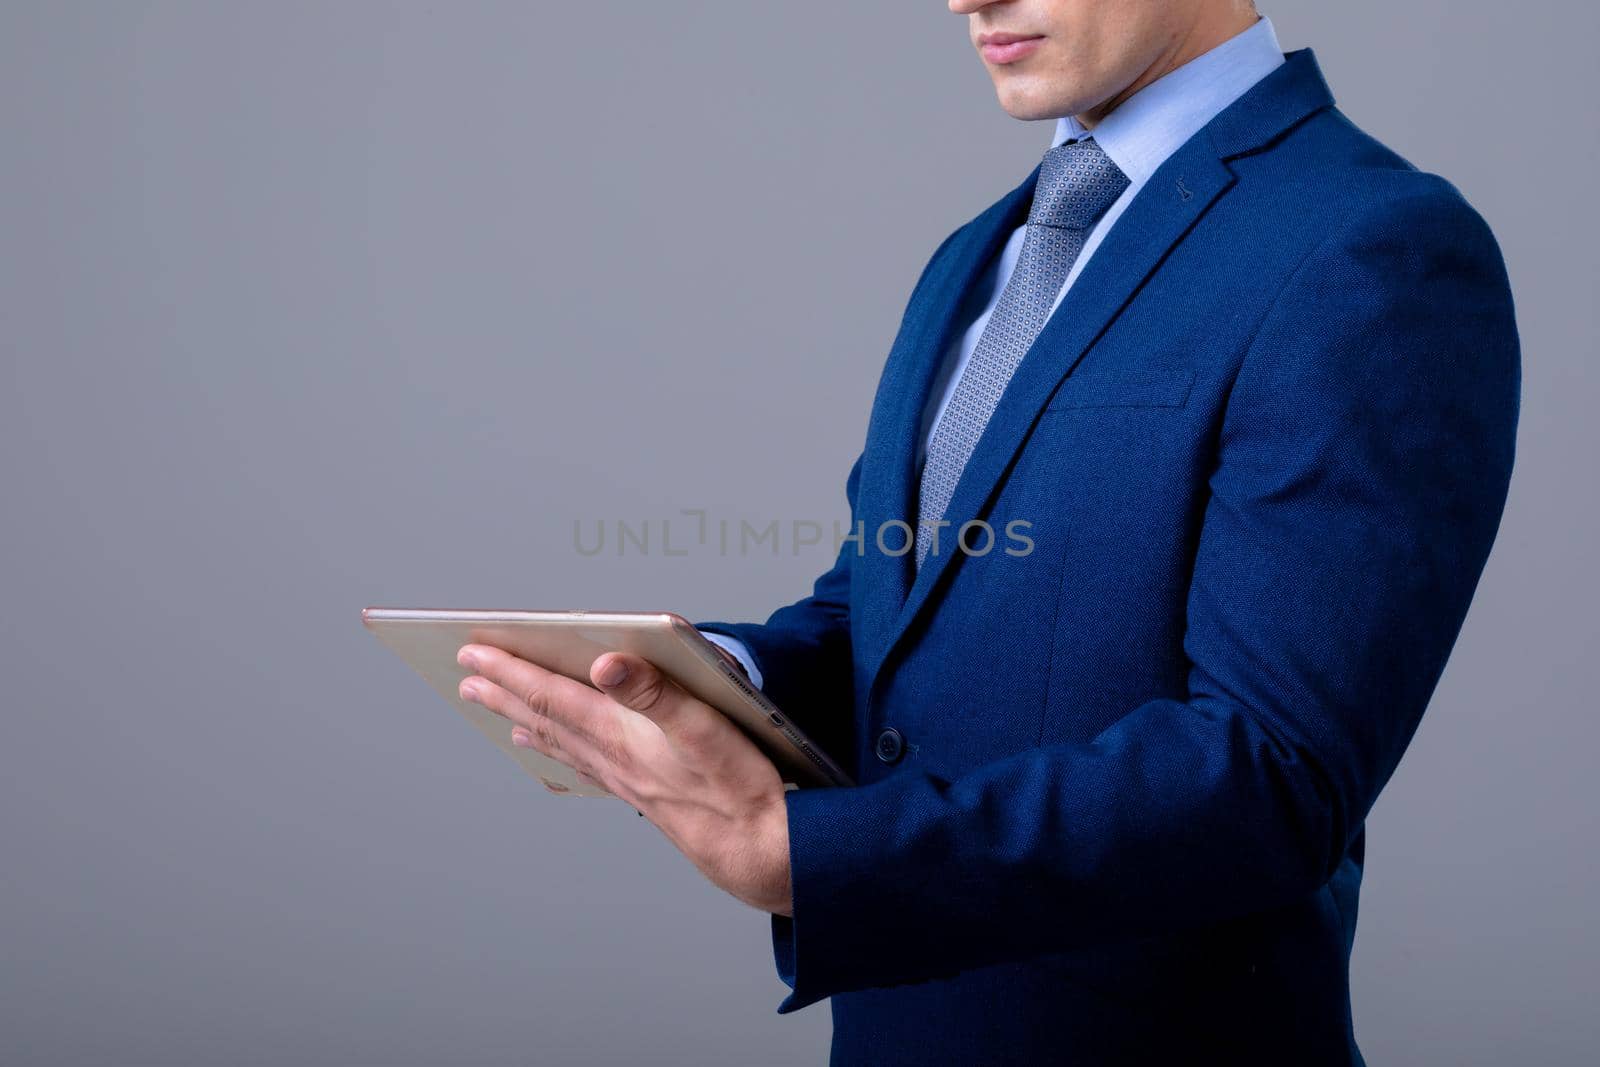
[1028,138,1129,231]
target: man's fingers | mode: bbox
[590,652,671,712]
[590,652,742,760]
[459,673,602,774]
[457,644,649,784]
[459,644,614,743]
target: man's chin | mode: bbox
[992,80,1083,123]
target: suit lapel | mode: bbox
[853,178,1034,666]
[865,50,1337,688]
[885,142,1235,653]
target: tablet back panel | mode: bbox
[362,609,851,798]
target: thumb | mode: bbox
[590,652,672,715]
[590,652,737,758]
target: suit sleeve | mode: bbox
[765,182,1521,1012]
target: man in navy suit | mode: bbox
[456,1,1520,1062]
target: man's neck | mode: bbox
[1078,9,1263,130]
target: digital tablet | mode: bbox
[362,608,853,797]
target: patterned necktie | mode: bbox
[913,137,1128,568]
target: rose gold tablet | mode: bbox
[362,608,853,798]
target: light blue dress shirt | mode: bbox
[916,16,1285,466]
[706,17,1286,690]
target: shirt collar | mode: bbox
[1052,16,1286,187]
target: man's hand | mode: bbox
[455,643,793,916]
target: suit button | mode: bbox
[874,727,905,765]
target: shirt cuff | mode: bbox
[699,630,765,691]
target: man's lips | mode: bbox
[978,32,1045,65]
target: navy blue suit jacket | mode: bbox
[702,50,1518,1066]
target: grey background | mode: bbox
[1,2,1594,1064]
